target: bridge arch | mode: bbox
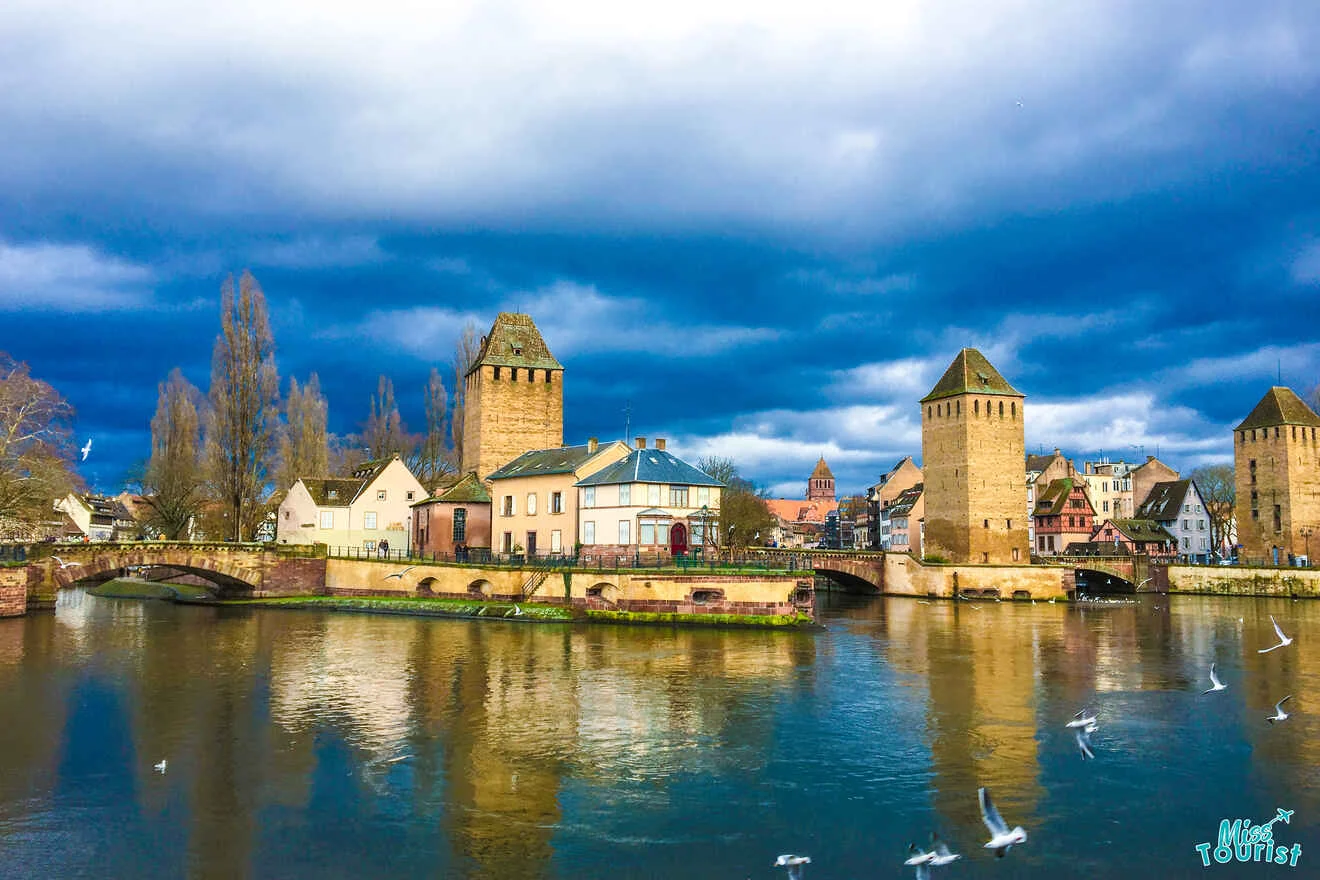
[39,545,266,596]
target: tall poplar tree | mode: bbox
[413,367,451,488]
[144,368,205,539]
[449,321,480,472]
[362,375,412,460]
[276,373,329,490]
[205,271,279,541]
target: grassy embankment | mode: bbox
[88,578,214,601]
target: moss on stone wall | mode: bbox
[584,609,813,628]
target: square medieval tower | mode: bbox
[920,348,1030,564]
[461,313,564,482]
[1233,386,1320,562]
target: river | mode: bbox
[1,591,1316,878]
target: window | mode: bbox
[697,487,710,506]
[670,486,689,507]
[1184,504,1190,513]
[659,523,670,545]
[327,488,338,500]
[1273,505,1282,532]
[584,521,596,543]
[502,495,515,516]
[364,511,378,530]
[983,519,989,529]
[648,484,660,506]
[641,523,655,545]
[527,493,537,515]
[1200,538,1208,550]
[406,491,415,501]
[378,490,387,501]
[551,491,563,513]
[551,529,562,552]
[453,509,467,542]
[1198,519,1205,529]
[1183,519,1190,530]
[1103,501,1109,513]
[1182,537,1189,549]
[584,487,596,508]
[1012,547,1020,561]
[619,521,631,544]
[320,510,334,529]
[363,540,376,551]
[618,484,631,505]
[503,531,513,552]
[1006,519,1012,529]
[494,366,501,379]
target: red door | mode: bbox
[670,521,689,555]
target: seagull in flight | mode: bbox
[1075,724,1096,760]
[979,787,1027,857]
[51,556,83,570]
[903,843,936,866]
[504,604,525,617]
[1266,696,1292,724]
[382,566,415,581]
[773,854,811,879]
[80,438,92,461]
[1201,663,1227,694]
[1258,616,1294,653]
[154,759,168,773]
[1065,708,1098,729]
[928,833,961,866]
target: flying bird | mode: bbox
[1201,663,1227,694]
[773,854,811,879]
[504,604,525,617]
[979,787,1027,857]
[51,556,82,570]
[928,833,961,866]
[80,438,92,461]
[382,566,415,581]
[1258,616,1294,653]
[1075,724,1096,760]
[1065,708,1098,729]
[903,843,936,866]
[1266,696,1292,724]
[154,759,168,773]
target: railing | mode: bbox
[324,545,810,573]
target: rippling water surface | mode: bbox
[2,591,1318,878]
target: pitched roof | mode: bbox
[764,498,837,523]
[487,442,609,481]
[419,472,491,504]
[1063,541,1132,557]
[1135,479,1192,522]
[467,312,563,376]
[300,478,365,507]
[575,448,724,488]
[887,483,924,517]
[1025,453,1054,474]
[1235,386,1320,431]
[810,457,834,479]
[1105,518,1176,544]
[1032,478,1076,516]
[920,348,1022,403]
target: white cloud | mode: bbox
[1159,342,1320,392]
[0,240,152,311]
[1026,392,1231,470]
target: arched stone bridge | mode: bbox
[24,543,327,601]
[1049,554,1168,593]
[750,549,887,592]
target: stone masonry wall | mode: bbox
[883,553,1071,600]
[463,364,564,481]
[0,569,26,617]
[1235,425,1320,562]
[1168,564,1320,598]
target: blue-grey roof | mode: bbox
[486,443,603,481]
[575,448,724,488]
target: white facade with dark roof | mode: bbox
[276,455,426,552]
[1135,479,1211,563]
[573,438,724,556]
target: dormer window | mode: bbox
[327,489,338,500]
[512,346,523,357]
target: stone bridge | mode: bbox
[1050,554,1168,593]
[750,549,888,592]
[19,542,328,606]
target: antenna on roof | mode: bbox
[623,400,632,445]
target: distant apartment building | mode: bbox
[886,483,924,555]
[1025,449,1074,547]
[1135,479,1212,563]
[866,456,922,549]
[1031,477,1095,555]
[1081,458,1135,521]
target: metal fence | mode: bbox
[325,545,809,573]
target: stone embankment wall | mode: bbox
[882,554,1072,600]
[1,569,26,617]
[324,558,808,618]
[1168,565,1320,598]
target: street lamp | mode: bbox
[699,505,710,562]
[1302,527,1314,565]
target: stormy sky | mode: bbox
[4,0,1319,498]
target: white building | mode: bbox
[276,455,426,554]
[1135,478,1213,564]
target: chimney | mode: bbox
[587,437,598,454]
[636,436,647,449]
[1054,448,1061,456]
[656,438,666,450]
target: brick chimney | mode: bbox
[587,437,598,453]
[636,436,647,449]
[655,438,666,450]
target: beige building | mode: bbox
[487,438,631,557]
[1130,456,1179,512]
[1081,458,1135,521]
[1233,386,1320,563]
[575,438,724,560]
[1025,449,1075,547]
[867,455,923,549]
[462,313,565,483]
[276,455,426,553]
[920,348,1030,564]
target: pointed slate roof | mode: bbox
[485,441,624,481]
[1235,386,1320,431]
[810,457,834,479]
[575,448,724,488]
[467,312,563,377]
[421,472,491,505]
[1135,479,1192,522]
[920,348,1022,403]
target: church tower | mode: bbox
[806,457,836,502]
[920,348,1029,564]
[461,313,564,481]
[1233,387,1320,562]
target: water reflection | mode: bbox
[1,591,1318,878]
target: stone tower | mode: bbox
[807,457,835,502]
[461,313,564,481]
[1233,387,1320,562]
[920,348,1030,564]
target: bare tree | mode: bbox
[450,320,480,472]
[328,433,368,476]
[0,352,79,522]
[697,455,737,485]
[411,367,452,489]
[1190,464,1236,558]
[276,373,329,490]
[204,271,280,541]
[362,375,415,461]
[143,369,205,540]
